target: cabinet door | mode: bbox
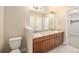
[40,39,49,53]
[56,32,64,46]
[56,36,61,46]
[49,38,56,49]
[49,34,56,49]
[59,36,63,44]
[61,33,64,43]
[33,43,38,53]
[45,39,50,52]
[33,42,41,53]
[39,40,44,53]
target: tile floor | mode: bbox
[48,44,79,53]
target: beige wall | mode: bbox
[55,7,68,31]
[49,7,69,31]
[0,7,4,52]
[4,6,28,52]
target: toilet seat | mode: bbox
[10,49,21,53]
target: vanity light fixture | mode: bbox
[33,6,42,10]
[50,9,56,14]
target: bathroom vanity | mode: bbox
[33,31,64,53]
[25,6,65,53]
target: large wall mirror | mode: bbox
[29,10,56,32]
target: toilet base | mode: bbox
[10,49,21,53]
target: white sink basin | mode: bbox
[33,33,43,38]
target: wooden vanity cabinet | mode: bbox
[33,32,64,53]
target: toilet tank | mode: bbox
[9,37,22,49]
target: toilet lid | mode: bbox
[10,49,21,53]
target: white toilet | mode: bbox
[9,37,22,53]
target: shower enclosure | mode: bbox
[68,7,79,48]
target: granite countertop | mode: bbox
[33,30,63,39]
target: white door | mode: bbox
[68,8,79,48]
